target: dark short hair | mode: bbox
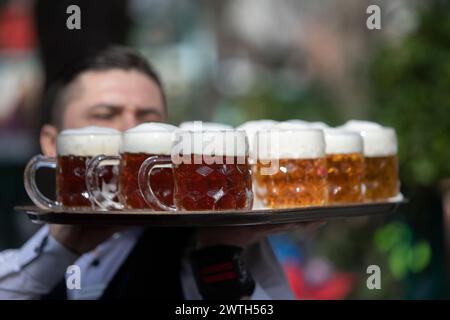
[41,46,167,128]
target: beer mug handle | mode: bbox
[138,156,176,211]
[86,155,123,210]
[24,155,61,210]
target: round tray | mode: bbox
[15,200,407,227]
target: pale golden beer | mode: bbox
[325,130,364,204]
[254,129,328,208]
[364,155,398,201]
[255,158,328,208]
[340,122,399,201]
[326,153,365,203]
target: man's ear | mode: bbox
[40,124,58,157]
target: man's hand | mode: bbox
[49,221,326,254]
[49,225,125,255]
[195,220,326,249]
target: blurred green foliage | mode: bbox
[370,1,450,186]
[225,81,342,126]
[289,1,449,299]
[374,222,431,279]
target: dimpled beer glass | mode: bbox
[139,130,253,211]
[24,127,121,210]
[324,129,365,204]
[254,128,328,208]
[341,121,400,201]
[86,122,177,210]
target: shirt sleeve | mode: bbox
[242,237,295,300]
[179,237,295,300]
[0,226,79,300]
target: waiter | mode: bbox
[0,46,322,300]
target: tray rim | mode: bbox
[15,199,408,227]
[15,200,406,215]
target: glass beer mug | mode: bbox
[253,128,328,208]
[138,130,253,211]
[324,129,365,204]
[24,127,121,210]
[85,123,177,210]
[340,121,400,201]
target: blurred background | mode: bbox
[0,0,449,299]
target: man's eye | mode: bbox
[138,114,161,122]
[91,113,114,120]
[137,112,162,122]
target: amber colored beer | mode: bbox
[364,155,399,201]
[254,158,328,208]
[326,153,364,204]
[119,153,174,209]
[23,127,121,210]
[173,154,253,210]
[337,125,399,201]
[57,155,115,208]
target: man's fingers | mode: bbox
[49,224,130,254]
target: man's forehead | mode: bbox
[71,69,164,110]
[78,69,160,95]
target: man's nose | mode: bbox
[120,110,139,131]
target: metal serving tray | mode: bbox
[15,200,407,227]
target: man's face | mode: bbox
[63,69,166,130]
[40,68,166,157]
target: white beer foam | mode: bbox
[339,120,383,131]
[360,127,398,157]
[275,120,309,129]
[256,129,325,160]
[57,126,121,156]
[237,120,278,152]
[174,130,248,157]
[121,122,177,155]
[309,121,329,129]
[339,121,397,157]
[324,129,363,154]
[179,121,233,131]
[275,120,329,130]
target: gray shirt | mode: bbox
[0,226,295,300]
